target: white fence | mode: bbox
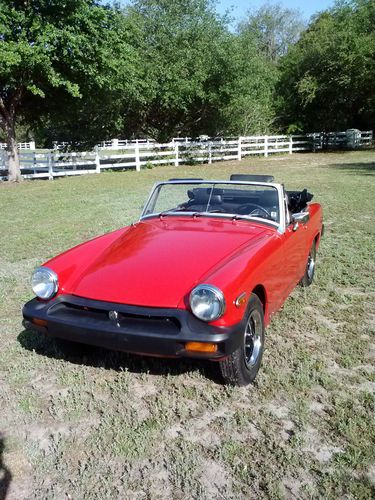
[0,141,35,150]
[0,131,372,181]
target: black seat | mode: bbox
[286,189,313,213]
[186,188,223,211]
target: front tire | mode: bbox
[219,294,265,386]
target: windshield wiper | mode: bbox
[231,214,254,221]
[159,208,188,218]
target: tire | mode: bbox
[299,241,316,287]
[219,294,265,386]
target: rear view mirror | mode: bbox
[291,211,309,231]
[292,212,310,224]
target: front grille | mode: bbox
[48,300,181,335]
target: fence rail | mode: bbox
[0,130,372,181]
[0,141,36,150]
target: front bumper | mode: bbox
[22,295,244,360]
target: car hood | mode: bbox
[54,217,273,308]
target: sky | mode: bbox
[117,1,335,23]
[216,0,335,21]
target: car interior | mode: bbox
[161,175,313,222]
[184,187,279,221]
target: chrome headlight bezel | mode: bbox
[31,266,59,300]
[189,284,225,322]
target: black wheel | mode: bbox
[219,294,265,386]
[299,241,316,287]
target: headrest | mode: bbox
[230,174,275,182]
[187,188,223,204]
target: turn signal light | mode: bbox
[32,318,47,327]
[185,342,218,353]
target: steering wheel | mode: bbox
[237,203,272,218]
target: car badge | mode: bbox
[109,310,120,326]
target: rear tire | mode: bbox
[299,241,316,287]
[219,294,265,386]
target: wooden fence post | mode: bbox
[174,142,179,167]
[264,136,268,157]
[48,151,53,180]
[72,152,77,170]
[289,136,293,154]
[238,137,242,161]
[95,146,101,173]
[135,143,141,172]
[33,151,37,175]
[208,142,212,164]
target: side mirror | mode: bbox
[291,211,309,231]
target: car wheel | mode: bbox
[219,293,265,386]
[299,241,316,287]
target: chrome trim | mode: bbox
[307,253,315,280]
[291,211,310,232]
[141,211,280,228]
[292,212,310,224]
[189,284,226,322]
[244,309,263,368]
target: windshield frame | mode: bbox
[140,180,286,233]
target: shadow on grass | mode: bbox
[329,161,375,175]
[17,329,223,385]
[0,434,11,500]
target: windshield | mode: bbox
[141,182,281,224]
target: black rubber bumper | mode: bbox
[22,295,244,359]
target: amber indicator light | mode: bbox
[32,318,48,327]
[185,342,218,353]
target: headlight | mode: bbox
[31,267,58,299]
[189,284,225,322]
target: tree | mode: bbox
[218,28,278,135]
[276,0,375,131]
[221,2,304,135]
[0,0,141,181]
[238,2,305,62]
[124,0,231,140]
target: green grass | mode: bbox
[0,151,374,499]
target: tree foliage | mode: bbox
[123,0,233,140]
[238,2,305,62]
[277,0,375,131]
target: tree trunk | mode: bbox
[5,119,22,182]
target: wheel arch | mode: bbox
[314,230,321,246]
[251,284,267,316]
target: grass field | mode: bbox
[0,151,374,499]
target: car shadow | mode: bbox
[0,434,11,500]
[329,160,375,175]
[17,329,224,385]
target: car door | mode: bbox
[280,192,309,297]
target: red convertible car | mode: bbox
[23,175,323,385]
